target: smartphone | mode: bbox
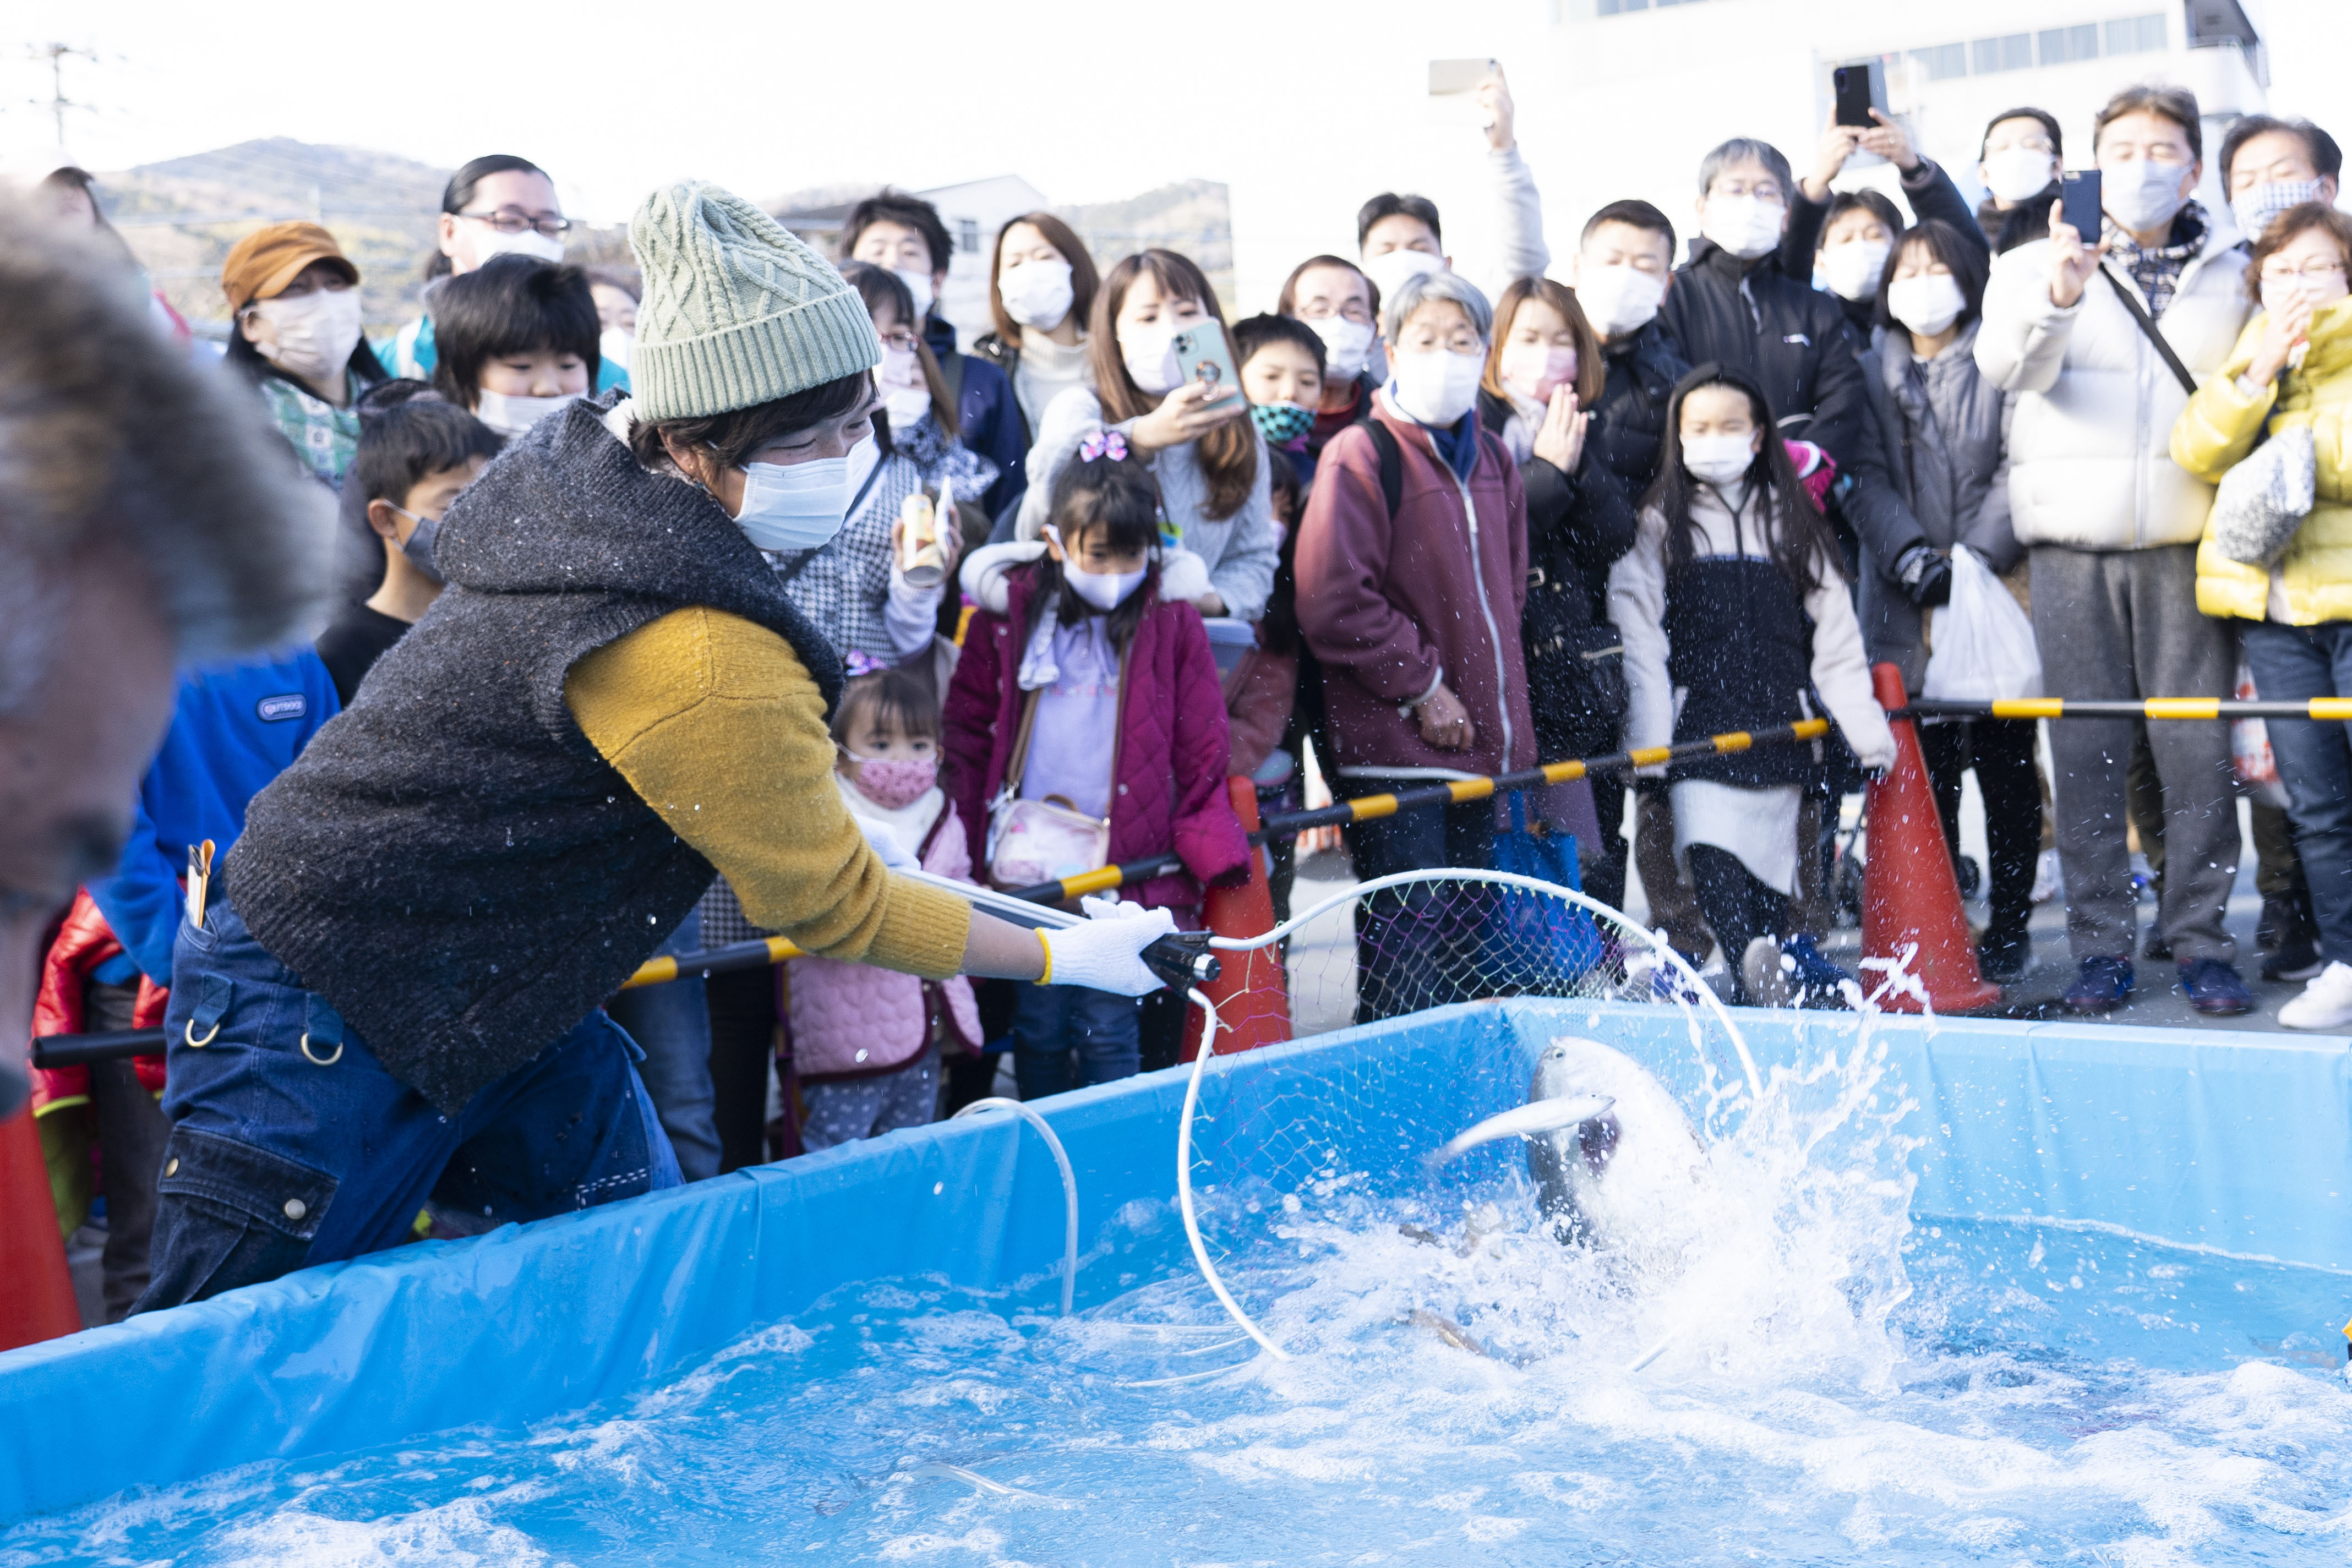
[1831,62,1883,128]
[1428,58,1494,96]
[2060,170,2103,238]
[1169,318,1241,407]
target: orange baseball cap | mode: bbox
[220,221,359,313]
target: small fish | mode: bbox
[1407,1308,1487,1357]
[904,1462,1069,1506]
[1397,1223,1442,1247]
[1429,1093,1615,1166]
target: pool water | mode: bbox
[5,1208,2345,1566]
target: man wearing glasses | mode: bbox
[385,154,628,394]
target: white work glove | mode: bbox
[856,816,918,871]
[1039,896,1179,996]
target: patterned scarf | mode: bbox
[2104,200,2209,320]
[259,369,365,488]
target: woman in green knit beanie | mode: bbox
[136,182,1189,1311]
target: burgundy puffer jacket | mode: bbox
[943,564,1249,916]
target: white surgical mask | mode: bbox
[1682,433,1757,486]
[894,267,936,319]
[1887,274,1967,338]
[1046,524,1148,610]
[1388,347,1483,429]
[1120,318,1183,395]
[882,385,933,427]
[1982,147,2058,205]
[877,344,927,425]
[2261,270,2351,315]
[999,259,1074,330]
[1305,315,1376,382]
[1362,247,1444,302]
[733,454,850,551]
[1819,239,1890,302]
[249,286,364,385]
[2104,159,2192,235]
[1499,342,1578,406]
[471,226,565,266]
[473,388,581,438]
[1575,264,1666,337]
[2234,179,2327,244]
[1702,194,1786,260]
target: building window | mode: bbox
[1972,32,2033,73]
[1908,42,1967,81]
[1596,0,1651,11]
[957,218,980,254]
[2039,23,2100,65]
[2106,13,2167,53]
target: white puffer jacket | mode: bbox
[1974,232,2250,551]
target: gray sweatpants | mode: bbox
[2028,544,2241,965]
[800,1052,938,1151]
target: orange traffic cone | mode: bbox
[1860,662,2002,1014]
[1183,777,1292,1061]
[0,1107,81,1350]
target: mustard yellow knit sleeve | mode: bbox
[563,607,970,977]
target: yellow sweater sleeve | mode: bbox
[563,607,970,978]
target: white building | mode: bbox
[920,175,1050,349]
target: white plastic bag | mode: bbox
[2231,659,2293,809]
[1920,545,2042,703]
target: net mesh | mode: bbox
[1178,870,1758,1358]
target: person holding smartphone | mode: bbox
[1012,249,1278,622]
[1976,82,2255,1017]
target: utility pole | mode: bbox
[26,42,96,150]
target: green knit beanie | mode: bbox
[627,181,880,421]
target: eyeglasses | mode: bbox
[457,209,573,238]
[2261,260,2349,282]
[877,328,920,352]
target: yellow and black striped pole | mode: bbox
[1910,697,2352,721]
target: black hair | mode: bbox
[2218,113,2344,187]
[831,666,941,747]
[1641,364,1845,598]
[1027,447,1165,653]
[1979,107,2062,162]
[1356,193,1443,251]
[1875,218,1990,336]
[1816,189,1905,251]
[427,155,551,280]
[428,254,600,407]
[2094,83,2203,162]
[837,259,959,439]
[1579,198,1677,255]
[842,188,953,282]
[350,380,504,507]
[626,371,874,472]
[1231,312,1327,377]
[224,302,390,394]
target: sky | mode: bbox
[7,0,2346,311]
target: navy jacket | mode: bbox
[926,314,1027,523]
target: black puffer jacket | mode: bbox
[1477,386,1639,620]
[1586,319,1689,502]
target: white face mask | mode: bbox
[1388,346,1484,429]
[1819,239,1890,302]
[1120,318,1185,396]
[882,385,933,427]
[1362,247,1444,302]
[2234,179,2327,245]
[1575,263,1667,337]
[470,225,565,266]
[249,286,364,384]
[2104,158,2192,234]
[473,389,582,438]
[734,454,850,551]
[1682,433,1757,486]
[1499,342,1578,406]
[1305,315,1376,382]
[894,267,936,319]
[1982,146,2058,205]
[1046,525,1148,610]
[1000,258,1074,330]
[2261,270,2352,316]
[1887,274,1968,338]
[1702,194,1786,260]
[877,345,927,425]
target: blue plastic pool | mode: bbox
[3,1002,2348,1563]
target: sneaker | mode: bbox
[1781,933,1859,1010]
[2030,848,2063,905]
[2142,928,2173,962]
[1740,936,1792,1007]
[2063,955,2134,1014]
[2279,961,2352,1031]
[2176,958,2253,1018]
[2256,893,2294,953]
[2262,924,2326,984]
[1977,926,2032,985]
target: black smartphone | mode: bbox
[1832,63,1880,128]
[2060,170,2103,238]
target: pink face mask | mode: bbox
[1499,341,1579,405]
[846,752,937,810]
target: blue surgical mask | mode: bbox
[731,454,849,551]
[1249,400,1314,445]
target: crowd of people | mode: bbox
[8,67,2352,1321]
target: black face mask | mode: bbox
[392,504,446,586]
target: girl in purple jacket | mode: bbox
[945,439,1249,1097]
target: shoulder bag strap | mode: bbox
[1365,418,1404,521]
[1001,685,1042,796]
[2102,266,2199,396]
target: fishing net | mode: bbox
[1176,869,1758,1359]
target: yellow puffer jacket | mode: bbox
[2171,296,2352,622]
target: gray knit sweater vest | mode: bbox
[230,391,843,1113]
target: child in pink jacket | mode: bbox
[790,668,981,1149]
